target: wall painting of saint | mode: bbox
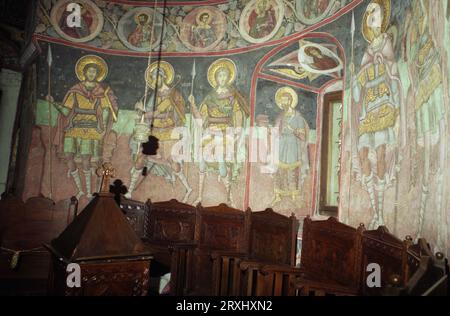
[295,0,342,25]
[117,7,164,52]
[179,6,226,52]
[239,0,284,44]
[50,0,104,43]
[298,42,343,76]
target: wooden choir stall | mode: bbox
[118,198,449,296]
[0,165,449,296]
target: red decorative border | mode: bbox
[258,73,321,94]
[104,0,229,6]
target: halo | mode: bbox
[362,0,391,43]
[275,87,298,110]
[145,61,175,88]
[134,10,152,24]
[207,58,237,88]
[75,55,108,82]
[196,9,213,25]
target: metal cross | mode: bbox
[96,162,116,193]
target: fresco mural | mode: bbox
[45,54,118,200]
[50,0,104,43]
[36,0,351,52]
[403,0,449,252]
[264,39,344,87]
[322,0,450,255]
[19,0,358,234]
[188,58,249,206]
[350,0,405,229]
[117,7,164,51]
[126,60,191,202]
[238,0,284,43]
[298,42,343,75]
[271,86,310,205]
[179,6,226,52]
[11,0,448,256]
[250,77,318,217]
[295,0,346,25]
[29,42,265,210]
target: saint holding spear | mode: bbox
[46,55,118,200]
[125,61,192,202]
[350,0,405,229]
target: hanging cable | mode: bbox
[148,0,169,135]
[141,0,160,120]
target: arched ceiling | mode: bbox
[34,0,361,57]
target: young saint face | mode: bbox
[366,3,383,36]
[216,69,230,88]
[200,13,210,24]
[151,69,167,88]
[84,65,99,82]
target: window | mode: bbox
[319,92,342,216]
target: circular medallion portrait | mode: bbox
[239,0,284,44]
[50,0,104,43]
[297,43,343,75]
[117,7,164,52]
[179,6,227,52]
[295,0,339,25]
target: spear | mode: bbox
[345,11,356,225]
[190,59,196,97]
[47,44,53,200]
[349,11,355,135]
[187,59,196,179]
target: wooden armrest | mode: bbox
[211,251,248,260]
[260,264,304,275]
[168,242,197,251]
[239,260,264,271]
[295,277,359,295]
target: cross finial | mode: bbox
[96,162,116,193]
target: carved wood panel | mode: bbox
[146,199,196,244]
[51,259,151,296]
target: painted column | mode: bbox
[0,69,22,195]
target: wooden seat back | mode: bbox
[360,226,411,295]
[213,209,300,296]
[184,203,249,295]
[300,217,364,290]
[146,199,197,245]
[249,208,298,265]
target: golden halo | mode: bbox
[362,0,391,43]
[207,58,237,88]
[196,9,213,25]
[75,55,108,82]
[275,87,298,110]
[134,10,152,24]
[145,61,175,88]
